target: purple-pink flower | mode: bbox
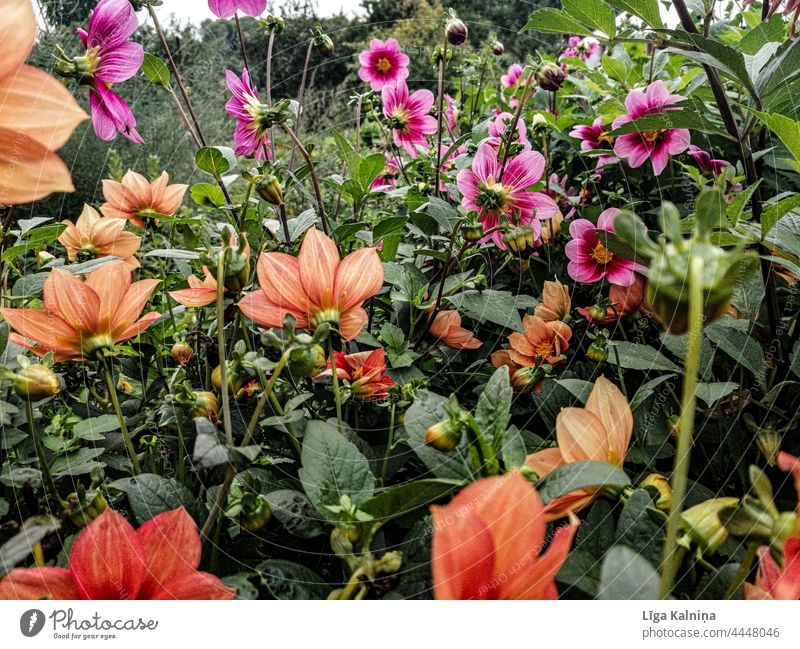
[560,36,600,63]
[487,112,531,152]
[444,94,458,134]
[501,64,524,89]
[612,81,691,176]
[371,154,402,192]
[456,143,558,249]
[570,117,617,169]
[208,0,266,18]
[77,0,143,143]
[688,145,730,177]
[382,80,438,158]
[225,68,271,161]
[565,208,644,286]
[358,38,410,92]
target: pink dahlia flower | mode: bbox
[501,63,524,89]
[569,117,617,169]
[560,36,600,64]
[612,81,691,176]
[358,38,410,92]
[225,68,271,160]
[77,0,143,143]
[444,93,459,133]
[487,112,531,152]
[371,154,402,192]
[688,145,730,177]
[382,80,438,158]
[435,144,466,193]
[565,208,644,286]
[456,143,558,249]
[209,0,267,18]
[543,173,578,220]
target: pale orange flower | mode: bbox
[0,261,160,361]
[491,314,571,370]
[525,376,633,520]
[238,228,383,341]
[101,170,188,227]
[58,204,141,269]
[0,0,88,204]
[431,471,578,599]
[429,309,481,349]
[534,278,571,322]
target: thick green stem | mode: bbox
[433,37,448,198]
[244,352,288,448]
[329,336,344,433]
[103,361,141,475]
[215,253,234,447]
[25,400,62,506]
[659,255,704,599]
[380,401,397,485]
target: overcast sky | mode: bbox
[158,0,361,24]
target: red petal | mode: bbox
[0,567,80,600]
[136,508,201,598]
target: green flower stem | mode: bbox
[433,36,448,199]
[724,542,759,599]
[379,401,397,486]
[289,40,315,171]
[660,255,704,599]
[175,410,186,484]
[216,252,234,448]
[329,335,344,433]
[281,124,330,235]
[103,361,142,476]
[24,399,63,507]
[244,352,288,448]
[468,51,489,131]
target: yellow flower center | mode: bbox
[533,341,554,358]
[641,129,664,144]
[592,242,614,265]
[352,367,364,380]
[376,57,392,73]
[597,131,615,145]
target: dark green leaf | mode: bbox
[536,461,631,505]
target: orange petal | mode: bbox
[150,572,236,600]
[338,306,368,341]
[170,288,217,308]
[45,268,101,332]
[116,311,161,343]
[69,510,147,599]
[335,247,384,312]
[136,508,201,598]
[556,407,609,464]
[0,567,80,600]
[0,65,88,150]
[584,376,632,466]
[0,0,35,81]
[298,228,340,309]
[110,278,160,339]
[256,251,307,310]
[121,170,152,206]
[0,308,81,357]
[524,447,565,479]
[238,290,308,329]
[0,127,74,204]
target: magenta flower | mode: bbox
[209,0,267,18]
[444,94,458,133]
[435,144,466,193]
[371,154,402,192]
[565,208,644,286]
[612,81,691,176]
[569,117,617,169]
[358,38,410,92]
[456,143,558,249]
[688,145,730,177]
[487,112,531,152]
[543,173,578,220]
[77,0,143,143]
[501,64,524,89]
[382,80,438,158]
[225,69,271,161]
[560,36,600,63]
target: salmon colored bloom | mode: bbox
[238,228,383,341]
[525,376,633,520]
[100,170,188,227]
[429,309,482,349]
[358,38,410,92]
[170,235,250,308]
[491,314,571,369]
[0,261,160,361]
[0,0,88,204]
[0,508,234,600]
[534,278,571,322]
[431,471,578,599]
[382,80,438,158]
[58,204,141,269]
[612,81,691,176]
[316,348,395,400]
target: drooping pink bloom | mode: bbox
[560,36,600,63]
[225,68,271,160]
[77,0,144,143]
[444,93,458,133]
[569,117,617,169]
[358,38,409,92]
[371,154,402,192]
[456,143,558,249]
[382,80,438,158]
[209,0,267,18]
[501,63,524,89]
[612,81,691,176]
[565,208,644,286]
[487,112,531,152]
[688,145,730,177]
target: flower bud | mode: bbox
[539,211,563,244]
[287,344,327,378]
[256,175,284,206]
[171,341,194,366]
[510,366,546,394]
[238,496,272,533]
[312,24,334,58]
[37,250,56,267]
[445,11,468,46]
[212,363,245,395]
[509,258,530,274]
[13,365,61,399]
[191,390,220,422]
[756,427,782,467]
[640,473,672,511]
[587,304,609,324]
[680,497,739,553]
[67,491,108,528]
[586,339,609,363]
[772,512,800,546]
[503,225,536,255]
[425,418,462,452]
[492,41,504,56]
[536,61,566,92]
[224,235,251,294]
[462,222,484,242]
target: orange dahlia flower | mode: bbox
[100,170,188,227]
[0,508,234,600]
[238,228,383,340]
[0,0,88,204]
[431,471,578,599]
[491,314,571,369]
[525,376,633,519]
[0,261,160,361]
[429,309,482,349]
[58,204,141,269]
[316,348,395,400]
[534,278,571,322]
